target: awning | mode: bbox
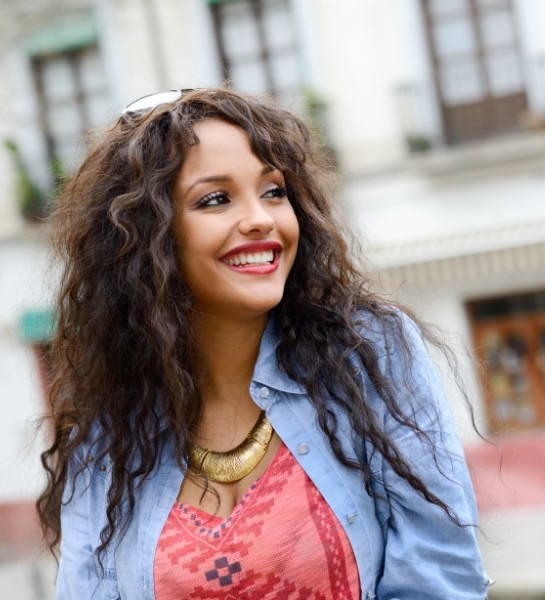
[372,220,545,268]
[22,8,98,56]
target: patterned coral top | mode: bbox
[154,443,360,599]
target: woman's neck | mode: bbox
[194,313,268,408]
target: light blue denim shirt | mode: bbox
[57,313,491,599]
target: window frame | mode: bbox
[421,0,528,143]
[210,0,301,96]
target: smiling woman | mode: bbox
[175,118,299,322]
[37,88,490,599]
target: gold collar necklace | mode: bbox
[188,411,274,483]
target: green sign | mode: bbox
[19,309,55,343]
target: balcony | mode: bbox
[395,55,545,155]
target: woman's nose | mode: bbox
[238,198,275,234]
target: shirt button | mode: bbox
[297,443,309,455]
[87,455,94,462]
[99,465,107,472]
[259,387,269,399]
[347,512,358,524]
[352,366,360,374]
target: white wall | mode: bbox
[185,0,223,87]
[104,0,222,107]
[313,0,409,172]
[515,0,545,114]
[0,234,52,503]
[0,55,22,238]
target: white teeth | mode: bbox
[224,250,274,266]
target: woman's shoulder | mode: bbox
[66,418,114,470]
[352,305,426,358]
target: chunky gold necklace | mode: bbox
[188,411,274,483]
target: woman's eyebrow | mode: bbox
[185,175,232,195]
[184,166,276,195]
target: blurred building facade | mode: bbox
[0,0,544,598]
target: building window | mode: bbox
[32,44,110,173]
[18,8,111,183]
[469,290,545,433]
[210,0,301,97]
[422,0,528,144]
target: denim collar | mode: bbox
[250,312,307,395]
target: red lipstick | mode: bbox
[219,241,282,275]
[219,241,282,260]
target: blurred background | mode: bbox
[0,0,544,598]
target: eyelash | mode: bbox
[196,191,229,208]
[265,186,288,199]
[195,185,288,208]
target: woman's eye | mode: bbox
[263,185,288,199]
[196,191,230,208]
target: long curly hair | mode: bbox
[38,87,465,559]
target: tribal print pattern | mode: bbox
[154,444,360,599]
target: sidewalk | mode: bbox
[466,432,545,597]
[480,505,545,600]
[0,555,55,600]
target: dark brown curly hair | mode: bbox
[37,87,467,560]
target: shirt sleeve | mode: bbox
[371,314,491,600]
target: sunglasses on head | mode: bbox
[121,89,196,115]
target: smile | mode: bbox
[223,250,274,266]
[219,243,282,275]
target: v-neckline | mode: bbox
[176,442,288,525]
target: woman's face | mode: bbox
[174,118,299,321]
